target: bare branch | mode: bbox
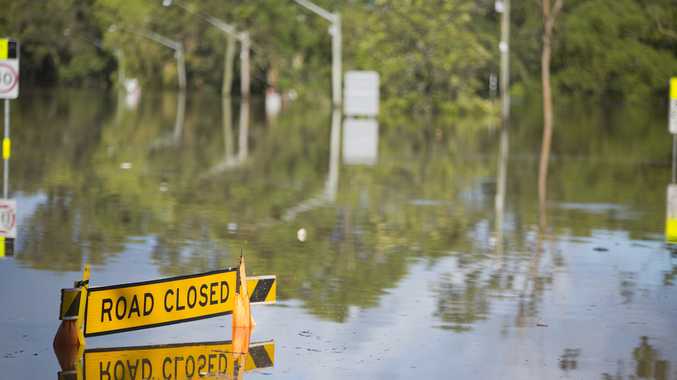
[551,0,564,25]
[652,10,677,40]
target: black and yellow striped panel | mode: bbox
[60,288,82,320]
[0,39,18,60]
[0,237,13,257]
[247,276,276,304]
[57,370,78,380]
[246,341,275,371]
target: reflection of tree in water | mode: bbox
[15,91,178,271]
[15,91,674,330]
[663,250,677,286]
[433,269,490,332]
[601,336,671,380]
[619,271,636,304]
[559,348,581,372]
[20,189,136,271]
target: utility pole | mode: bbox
[498,0,510,121]
[136,29,186,91]
[331,13,342,108]
[293,0,342,107]
[175,44,186,91]
[162,0,249,97]
[117,26,186,91]
[240,32,251,98]
[223,33,236,96]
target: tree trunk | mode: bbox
[538,30,553,212]
[222,33,236,96]
[538,0,562,217]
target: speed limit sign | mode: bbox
[0,39,18,99]
[0,199,16,238]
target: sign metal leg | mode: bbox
[3,99,8,199]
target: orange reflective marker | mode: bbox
[233,255,256,330]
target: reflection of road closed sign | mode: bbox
[80,340,274,380]
[0,39,19,99]
[0,199,16,238]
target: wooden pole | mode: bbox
[538,0,563,209]
[240,32,251,98]
[222,33,236,96]
[176,45,186,92]
[500,0,510,120]
[331,13,342,107]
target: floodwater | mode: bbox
[1,89,676,379]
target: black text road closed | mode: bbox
[84,269,237,336]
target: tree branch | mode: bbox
[551,0,564,25]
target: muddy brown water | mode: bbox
[0,89,676,379]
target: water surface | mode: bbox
[0,90,676,379]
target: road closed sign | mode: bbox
[84,269,238,336]
[0,38,19,99]
[0,199,16,238]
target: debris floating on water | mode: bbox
[297,228,307,242]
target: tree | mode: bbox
[538,0,563,209]
[346,0,495,119]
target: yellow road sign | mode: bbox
[81,340,274,380]
[84,269,237,337]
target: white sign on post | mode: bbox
[0,39,19,100]
[342,118,378,166]
[0,199,16,238]
[344,71,379,117]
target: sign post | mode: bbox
[667,184,677,243]
[0,39,18,257]
[0,38,18,199]
[670,78,677,134]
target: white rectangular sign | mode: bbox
[0,199,16,238]
[342,118,378,166]
[344,71,379,117]
[0,39,19,100]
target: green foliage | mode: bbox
[1,0,675,109]
[346,0,496,118]
[511,0,677,102]
[0,0,112,85]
